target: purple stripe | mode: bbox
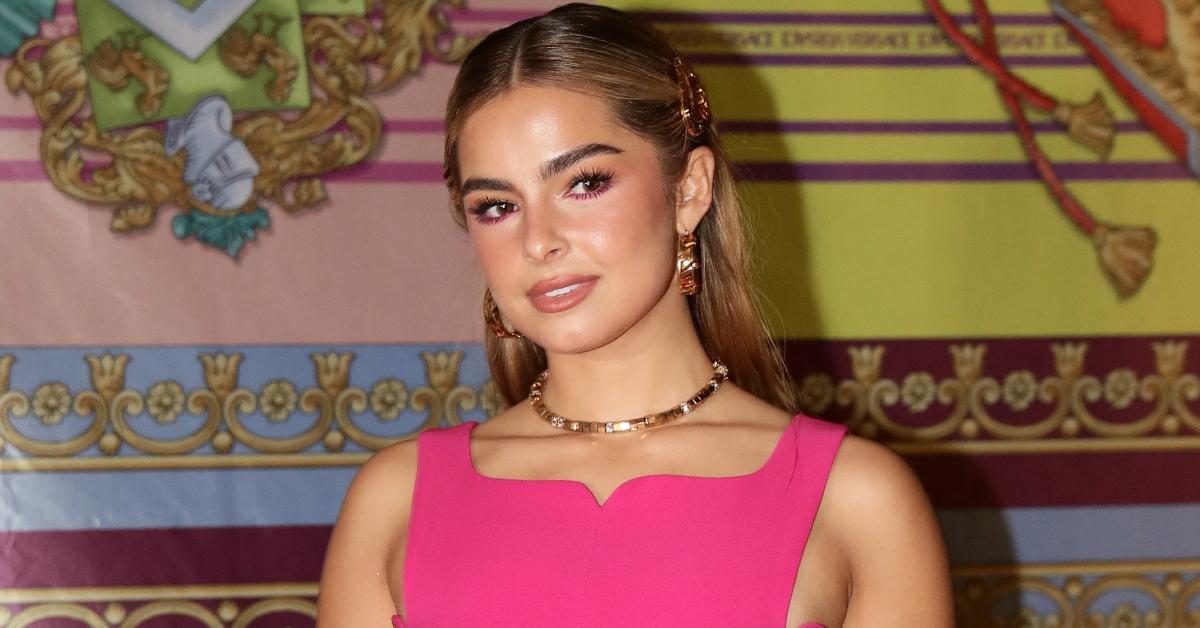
[1,160,1189,184]
[394,119,1150,135]
[441,8,539,22]
[443,8,1057,26]
[688,53,1090,67]
[722,120,1148,134]
[383,119,1149,135]
[0,118,1149,136]
[740,161,1191,182]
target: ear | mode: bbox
[674,146,716,233]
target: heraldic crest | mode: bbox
[2,0,477,257]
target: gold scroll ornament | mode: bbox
[0,349,502,471]
[3,0,477,233]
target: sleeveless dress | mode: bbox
[392,413,847,627]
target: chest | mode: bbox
[401,473,836,626]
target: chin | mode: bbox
[525,325,610,355]
[521,314,635,356]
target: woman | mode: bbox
[318,4,953,626]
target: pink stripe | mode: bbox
[382,119,444,133]
[0,160,441,184]
[0,117,43,130]
[3,159,1193,184]
[0,182,480,346]
[0,117,445,132]
[0,160,45,180]
[0,116,1152,136]
[325,161,443,183]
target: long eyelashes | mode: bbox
[566,168,614,200]
[466,196,513,225]
[466,168,616,225]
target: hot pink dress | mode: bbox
[392,414,847,627]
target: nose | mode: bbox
[521,204,568,262]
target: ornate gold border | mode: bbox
[953,560,1200,627]
[0,583,315,604]
[0,349,501,472]
[0,583,317,628]
[798,341,1200,455]
[3,339,1198,470]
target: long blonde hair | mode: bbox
[443,3,798,412]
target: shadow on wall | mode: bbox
[644,8,1020,624]
[639,7,824,362]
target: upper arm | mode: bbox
[317,439,418,628]
[824,436,954,627]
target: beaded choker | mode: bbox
[528,361,728,433]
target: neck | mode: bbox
[537,292,717,424]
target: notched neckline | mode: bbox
[461,415,801,509]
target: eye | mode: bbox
[467,197,517,224]
[566,169,614,199]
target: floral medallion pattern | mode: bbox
[2,337,1199,469]
[0,347,501,470]
[793,339,1200,453]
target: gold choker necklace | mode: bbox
[528,360,729,433]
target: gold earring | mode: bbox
[677,230,700,295]
[484,289,523,339]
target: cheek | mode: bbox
[470,228,521,287]
[575,178,674,262]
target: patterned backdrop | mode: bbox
[1,0,1197,626]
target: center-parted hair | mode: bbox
[443,2,798,412]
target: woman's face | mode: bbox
[456,86,681,355]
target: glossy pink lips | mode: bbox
[527,275,599,314]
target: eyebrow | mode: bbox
[459,143,623,196]
[538,142,623,181]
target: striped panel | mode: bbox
[4,1,1198,626]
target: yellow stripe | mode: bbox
[745,181,1200,338]
[724,131,1172,163]
[701,66,1135,122]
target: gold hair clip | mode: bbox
[672,55,711,139]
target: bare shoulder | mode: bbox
[818,435,955,626]
[354,436,420,500]
[821,435,937,549]
[317,437,420,626]
[825,435,927,510]
[330,436,421,533]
